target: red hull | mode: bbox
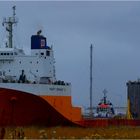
[78,119,140,127]
[0,88,79,127]
[1,88,140,128]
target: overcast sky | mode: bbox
[0,1,140,109]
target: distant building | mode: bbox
[127,80,140,118]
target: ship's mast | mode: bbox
[103,89,107,104]
[2,6,18,48]
[90,44,93,117]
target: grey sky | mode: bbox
[0,1,140,108]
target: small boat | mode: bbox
[95,90,115,118]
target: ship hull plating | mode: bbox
[0,88,81,126]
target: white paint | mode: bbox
[0,83,71,96]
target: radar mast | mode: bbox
[2,6,18,48]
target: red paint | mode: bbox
[77,119,140,127]
[0,88,80,127]
[99,104,109,108]
[1,88,140,128]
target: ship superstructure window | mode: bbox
[41,52,44,56]
[0,53,12,55]
[46,50,50,56]
[19,61,21,64]
[37,61,39,64]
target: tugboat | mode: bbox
[95,89,115,118]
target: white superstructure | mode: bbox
[0,46,56,83]
[0,6,71,96]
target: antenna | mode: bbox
[103,89,107,104]
[89,44,93,117]
[13,5,16,17]
[2,6,18,48]
[103,89,107,98]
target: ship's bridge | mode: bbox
[0,48,15,61]
[0,48,25,61]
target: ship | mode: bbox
[95,90,115,118]
[0,6,82,127]
[2,6,140,128]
